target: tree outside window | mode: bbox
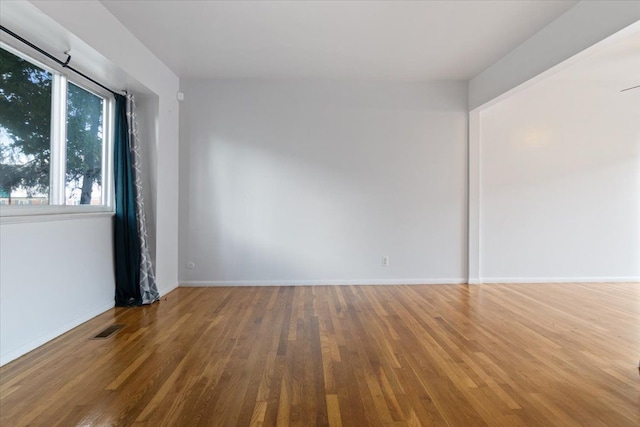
[0,46,105,206]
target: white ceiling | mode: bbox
[100,0,578,81]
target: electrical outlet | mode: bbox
[382,256,389,267]
[186,261,195,270]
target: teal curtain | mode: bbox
[113,94,141,306]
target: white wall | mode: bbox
[0,0,180,365]
[179,80,467,285]
[478,45,640,282]
[0,217,115,365]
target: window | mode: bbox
[0,44,113,214]
[0,49,52,205]
[65,83,105,205]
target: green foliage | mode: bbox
[0,48,51,197]
[0,48,103,204]
[67,83,103,204]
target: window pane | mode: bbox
[0,47,52,205]
[65,82,104,205]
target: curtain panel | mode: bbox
[126,94,159,304]
[113,94,159,306]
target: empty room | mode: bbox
[0,1,638,426]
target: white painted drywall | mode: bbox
[478,49,640,282]
[179,80,467,285]
[469,1,640,110]
[0,216,115,365]
[0,0,180,365]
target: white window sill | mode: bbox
[0,206,115,224]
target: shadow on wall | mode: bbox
[181,80,468,283]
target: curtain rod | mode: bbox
[1,25,122,97]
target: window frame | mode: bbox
[0,41,115,221]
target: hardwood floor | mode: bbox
[1,283,638,426]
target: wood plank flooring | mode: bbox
[1,283,639,426]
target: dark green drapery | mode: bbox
[113,94,140,306]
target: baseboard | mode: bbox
[478,276,640,284]
[179,277,640,287]
[180,278,468,287]
[0,301,114,367]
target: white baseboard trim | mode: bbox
[179,277,640,287]
[478,276,640,284]
[180,278,468,287]
[0,301,114,367]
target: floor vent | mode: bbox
[92,324,125,339]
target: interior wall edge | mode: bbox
[468,1,640,110]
